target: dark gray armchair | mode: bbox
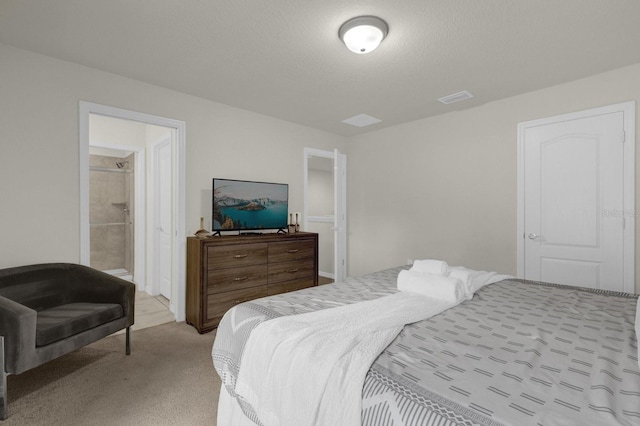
[0,263,135,420]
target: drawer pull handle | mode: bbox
[233,276,249,281]
[234,299,249,304]
[287,249,299,254]
[286,268,299,273]
[233,254,248,258]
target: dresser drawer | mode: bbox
[268,277,315,296]
[268,240,315,263]
[207,243,268,269]
[206,286,268,321]
[207,264,268,294]
[268,258,315,284]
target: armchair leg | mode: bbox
[125,327,131,355]
[1,336,7,420]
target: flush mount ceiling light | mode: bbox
[339,16,388,54]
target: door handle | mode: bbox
[528,233,541,240]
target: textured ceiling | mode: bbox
[1,0,640,136]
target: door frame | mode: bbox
[303,147,348,281]
[516,101,635,292]
[79,101,187,321]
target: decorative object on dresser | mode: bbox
[186,232,318,333]
[194,217,211,238]
[287,212,301,234]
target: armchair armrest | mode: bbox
[0,295,36,374]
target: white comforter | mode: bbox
[234,292,461,426]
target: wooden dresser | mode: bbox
[186,232,318,333]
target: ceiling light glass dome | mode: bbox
[339,16,388,54]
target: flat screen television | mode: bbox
[212,178,289,232]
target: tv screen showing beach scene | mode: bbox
[212,178,289,231]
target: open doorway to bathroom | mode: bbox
[79,102,187,324]
[87,114,176,329]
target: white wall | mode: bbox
[0,43,346,268]
[346,62,640,294]
[308,167,334,217]
[90,114,148,148]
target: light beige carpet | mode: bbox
[4,322,221,425]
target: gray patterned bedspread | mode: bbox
[212,266,640,426]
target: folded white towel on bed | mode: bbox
[410,259,449,276]
[397,269,466,303]
[234,292,460,426]
[449,266,512,294]
[448,268,473,299]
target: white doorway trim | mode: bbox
[516,101,635,292]
[88,141,146,289]
[79,101,187,321]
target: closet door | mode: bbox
[518,103,634,292]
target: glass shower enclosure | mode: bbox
[88,152,135,279]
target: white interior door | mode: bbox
[518,103,635,292]
[155,138,173,299]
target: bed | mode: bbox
[212,266,640,426]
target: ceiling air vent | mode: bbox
[438,90,474,105]
[341,113,382,127]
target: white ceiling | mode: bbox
[2,0,640,136]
